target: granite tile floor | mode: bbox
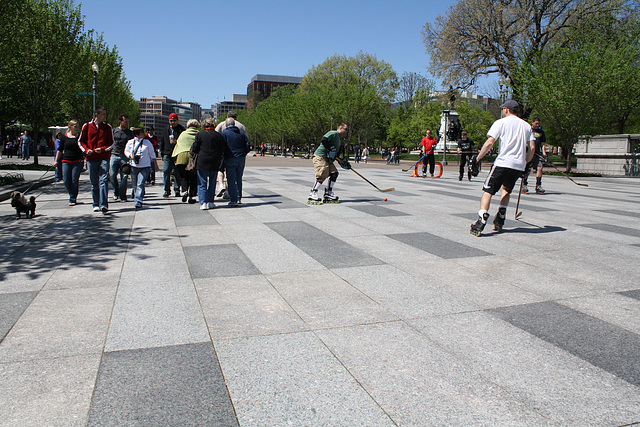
[1,162,640,426]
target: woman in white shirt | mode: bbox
[125,127,159,208]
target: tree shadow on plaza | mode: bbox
[0,207,171,282]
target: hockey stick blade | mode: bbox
[515,211,523,219]
[349,167,394,193]
[537,154,588,187]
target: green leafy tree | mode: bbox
[0,0,139,163]
[512,13,640,169]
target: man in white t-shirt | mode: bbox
[470,100,535,236]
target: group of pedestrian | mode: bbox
[47,107,250,213]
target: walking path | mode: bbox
[1,155,639,426]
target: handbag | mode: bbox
[121,163,131,174]
[185,152,198,171]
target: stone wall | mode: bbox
[575,134,640,176]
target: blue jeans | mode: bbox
[197,170,217,204]
[62,161,83,203]
[131,166,151,206]
[87,159,109,209]
[224,156,246,203]
[109,155,129,201]
[163,155,179,194]
[22,144,29,160]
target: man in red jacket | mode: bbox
[79,107,114,213]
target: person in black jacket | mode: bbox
[221,118,250,207]
[191,117,226,210]
[158,113,185,197]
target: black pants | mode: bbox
[459,154,470,177]
[422,153,435,175]
[174,164,197,197]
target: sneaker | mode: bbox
[430,173,435,178]
[163,192,170,198]
[470,213,489,237]
[222,191,230,200]
[228,201,239,207]
[207,202,215,209]
[535,185,545,195]
[216,188,226,197]
[200,203,209,210]
[101,207,108,214]
[135,203,142,209]
[459,175,463,181]
[182,193,189,203]
[93,206,100,212]
[493,209,506,232]
[188,197,196,204]
[175,191,181,197]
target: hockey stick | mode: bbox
[402,156,424,172]
[514,178,524,219]
[350,167,395,193]
[537,154,588,187]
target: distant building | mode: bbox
[213,94,247,122]
[139,96,177,136]
[247,74,303,109]
[138,96,202,135]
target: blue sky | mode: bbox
[80,0,467,108]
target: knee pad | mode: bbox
[329,171,339,182]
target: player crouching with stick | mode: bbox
[470,100,535,236]
[307,123,349,204]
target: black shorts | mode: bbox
[532,153,542,170]
[482,165,522,195]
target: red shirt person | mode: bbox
[78,107,114,213]
[420,130,438,177]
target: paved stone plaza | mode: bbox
[1,156,639,426]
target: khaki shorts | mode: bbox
[312,155,337,181]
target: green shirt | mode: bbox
[314,130,342,158]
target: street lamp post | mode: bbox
[498,76,509,103]
[92,62,99,113]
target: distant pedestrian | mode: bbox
[470,100,535,236]
[78,107,114,214]
[125,127,158,209]
[215,110,247,200]
[191,117,226,210]
[53,132,63,182]
[20,131,32,161]
[172,119,200,204]
[110,114,133,202]
[54,120,84,206]
[146,127,158,185]
[159,113,184,197]
[362,146,369,163]
[221,118,251,207]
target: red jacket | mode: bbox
[78,120,113,161]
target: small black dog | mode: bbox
[10,191,36,219]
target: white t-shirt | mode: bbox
[487,115,534,171]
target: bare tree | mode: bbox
[397,72,433,105]
[422,0,630,96]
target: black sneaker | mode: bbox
[493,209,506,232]
[163,192,170,198]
